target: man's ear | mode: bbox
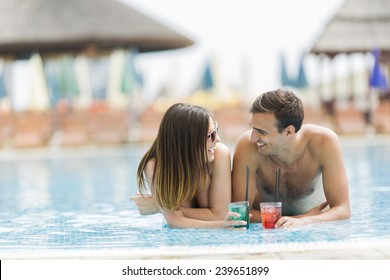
[284,125,296,136]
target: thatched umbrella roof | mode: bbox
[0,0,193,59]
[310,0,390,62]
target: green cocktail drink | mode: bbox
[228,201,250,229]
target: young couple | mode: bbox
[131,89,351,229]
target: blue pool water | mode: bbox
[0,137,390,258]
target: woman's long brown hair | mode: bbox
[137,103,210,210]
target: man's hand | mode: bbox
[274,216,303,228]
[129,192,160,215]
[275,201,329,228]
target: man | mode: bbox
[232,89,351,228]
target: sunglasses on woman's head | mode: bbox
[207,122,218,143]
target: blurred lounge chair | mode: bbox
[55,110,92,146]
[0,112,13,147]
[375,100,390,133]
[93,109,129,145]
[335,106,367,135]
[10,111,53,148]
[137,106,164,143]
[303,105,327,126]
[213,105,249,142]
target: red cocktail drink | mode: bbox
[260,202,282,229]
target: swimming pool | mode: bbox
[0,136,389,259]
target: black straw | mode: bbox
[245,166,249,201]
[275,168,281,202]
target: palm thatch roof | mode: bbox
[0,0,193,58]
[310,0,390,62]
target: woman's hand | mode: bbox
[222,211,250,229]
[129,192,160,215]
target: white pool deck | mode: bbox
[2,244,390,260]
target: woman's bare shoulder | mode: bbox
[215,142,230,154]
[144,158,156,177]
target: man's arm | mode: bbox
[314,130,350,220]
[276,130,351,228]
[232,131,261,222]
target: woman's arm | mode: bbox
[142,148,245,229]
[180,143,232,220]
[131,144,230,218]
[162,208,247,229]
[129,192,160,215]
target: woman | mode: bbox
[136,103,244,228]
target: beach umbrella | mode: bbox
[88,56,109,100]
[309,0,390,114]
[30,53,50,111]
[43,59,61,107]
[0,0,193,59]
[280,53,308,89]
[310,0,390,61]
[369,48,389,91]
[295,55,308,89]
[104,48,144,109]
[0,60,12,103]
[280,53,292,87]
[58,56,79,100]
[0,66,6,100]
[121,49,143,95]
[0,0,194,114]
[201,59,214,91]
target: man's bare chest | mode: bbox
[256,158,321,200]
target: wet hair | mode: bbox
[137,103,211,210]
[249,88,304,133]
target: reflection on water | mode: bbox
[0,148,143,212]
[0,140,389,255]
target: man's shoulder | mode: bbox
[232,130,261,167]
[301,124,340,153]
[236,129,252,142]
[302,124,338,139]
[235,130,253,148]
[234,130,257,154]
